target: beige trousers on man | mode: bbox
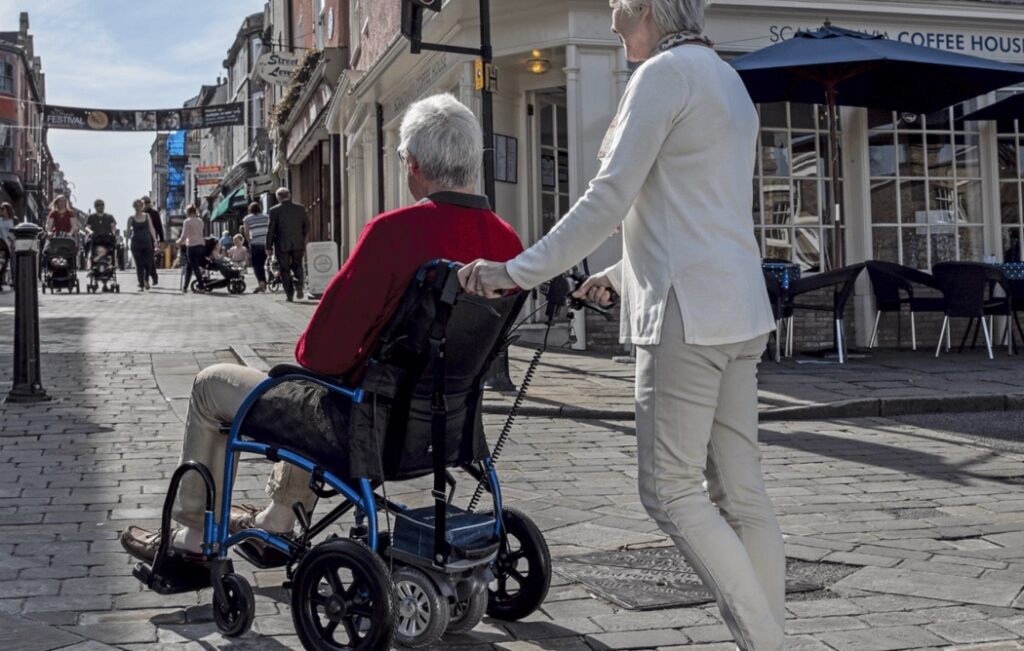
[172,363,317,529]
[636,292,785,651]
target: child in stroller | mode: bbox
[190,237,246,294]
[86,233,121,293]
[41,236,80,294]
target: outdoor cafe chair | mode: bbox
[864,260,945,350]
[763,271,794,362]
[786,263,865,364]
[931,262,1015,360]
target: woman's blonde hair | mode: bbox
[609,0,707,36]
[49,194,68,211]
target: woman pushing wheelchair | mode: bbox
[460,1,785,649]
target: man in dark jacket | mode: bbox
[266,187,308,301]
[142,196,164,285]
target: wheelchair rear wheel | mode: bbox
[485,507,551,621]
[212,573,254,637]
[291,539,395,651]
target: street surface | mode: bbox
[1,270,1024,650]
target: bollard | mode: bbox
[7,222,48,403]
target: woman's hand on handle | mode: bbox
[572,272,615,307]
[458,259,517,298]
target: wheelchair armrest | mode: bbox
[268,363,351,390]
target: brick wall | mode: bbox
[351,0,401,71]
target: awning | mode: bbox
[210,186,247,222]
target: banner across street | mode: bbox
[42,102,245,131]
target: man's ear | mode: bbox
[407,154,420,176]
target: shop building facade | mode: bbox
[322,0,1024,352]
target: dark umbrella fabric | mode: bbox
[732,25,1024,114]
[961,92,1024,123]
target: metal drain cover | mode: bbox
[554,546,819,610]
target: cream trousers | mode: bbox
[636,292,785,651]
[172,363,316,529]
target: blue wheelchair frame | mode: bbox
[201,348,506,568]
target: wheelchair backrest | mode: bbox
[363,260,526,480]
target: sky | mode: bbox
[0,0,265,218]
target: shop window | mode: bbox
[537,96,570,235]
[753,102,837,272]
[0,60,12,95]
[869,104,983,269]
[0,121,13,172]
[997,92,1024,263]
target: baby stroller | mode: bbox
[41,236,80,294]
[266,253,283,292]
[133,260,553,649]
[192,237,246,294]
[86,233,121,293]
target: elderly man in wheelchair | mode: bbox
[120,94,550,649]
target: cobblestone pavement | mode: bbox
[1,271,1024,650]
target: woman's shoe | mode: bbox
[144,282,150,290]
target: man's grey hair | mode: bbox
[609,0,707,37]
[397,93,482,189]
[275,187,291,201]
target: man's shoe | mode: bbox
[120,526,207,564]
[151,275,158,286]
[229,504,294,568]
[286,295,293,302]
[296,290,304,300]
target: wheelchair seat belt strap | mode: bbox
[429,272,457,566]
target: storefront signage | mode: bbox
[195,165,222,186]
[285,83,333,161]
[43,103,245,131]
[767,24,1024,57]
[385,54,450,124]
[255,51,301,86]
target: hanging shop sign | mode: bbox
[195,165,223,186]
[255,51,301,86]
[43,103,245,131]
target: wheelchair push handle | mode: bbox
[565,268,620,320]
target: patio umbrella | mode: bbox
[961,92,1024,123]
[732,23,1024,269]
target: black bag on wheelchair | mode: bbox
[239,261,525,485]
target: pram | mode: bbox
[133,260,565,649]
[86,233,121,293]
[41,236,80,294]
[192,238,246,294]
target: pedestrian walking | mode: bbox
[458,1,784,649]
[266,187,308,302]
[241,201,269,292]
[46,194,77,236]
[0,201,16,285]
[177,204,206,293]
[142,196,165,286]
[127,199,157,291]
[85,199,118,268]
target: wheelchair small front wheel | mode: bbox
[291,539,395,651]
[485,507,551,621]
[446,586,487,634]
[213,573,254,637]
[393,565,449,648]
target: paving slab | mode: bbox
[833,566,1024,608]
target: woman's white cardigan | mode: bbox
[506,45,775,346]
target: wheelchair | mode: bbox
[132,260,552,649]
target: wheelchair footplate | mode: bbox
[133,550,214,595]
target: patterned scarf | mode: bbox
[654,30,714,54]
